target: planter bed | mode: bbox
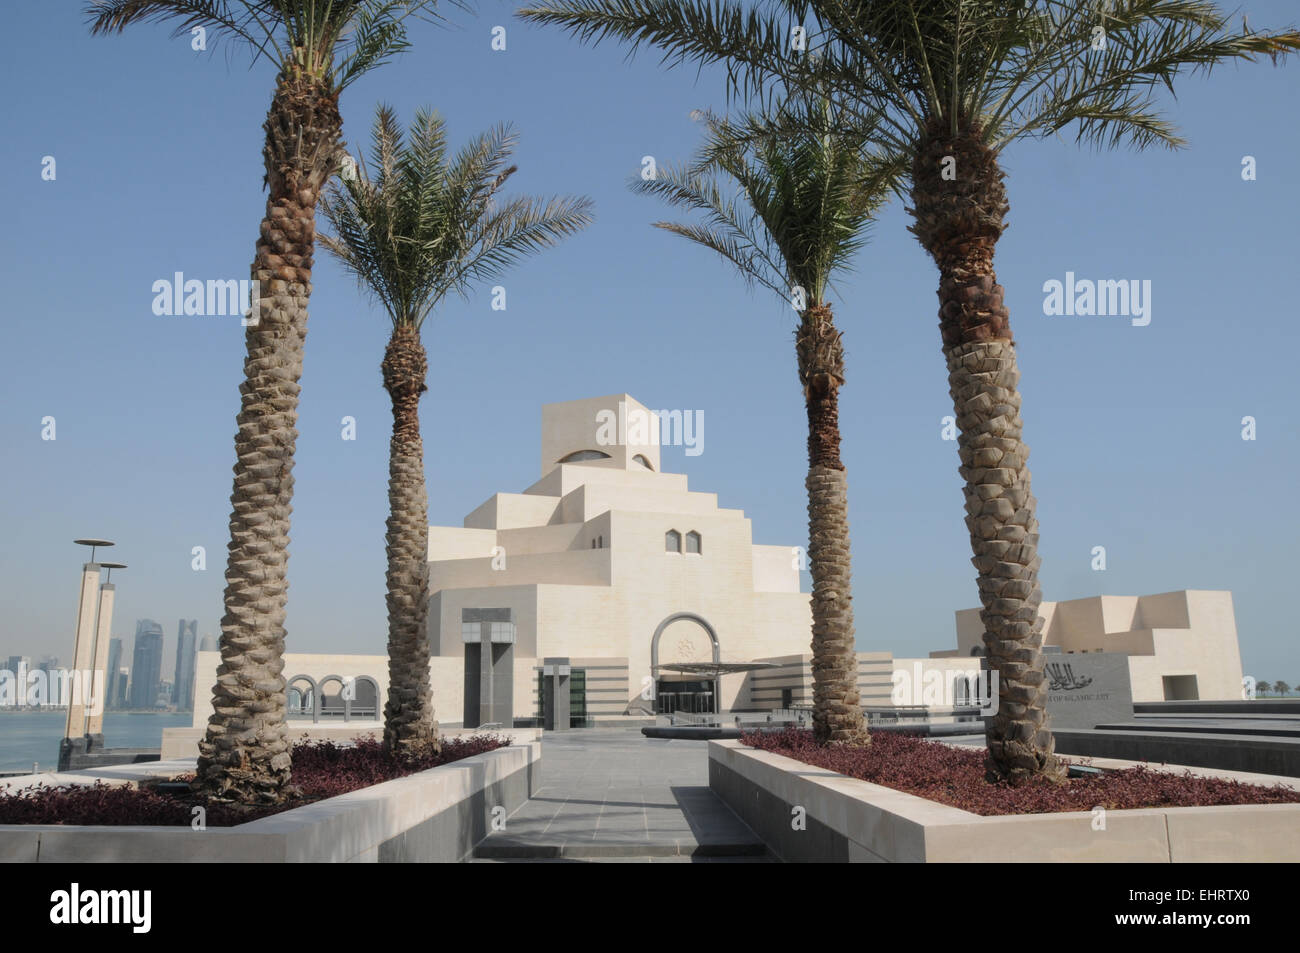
[0,737,540,863]
[710,733,1300,862]
[740,728,1300,816]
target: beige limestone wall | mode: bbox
[1137,589,1194,629]
[858,652,895,706]
[946,590,1244,703]
[751,544,801,593]
[192,651,476,732]
[540,393,662,474]
[571,484,734,522]
[495,522,585,555]
[191,651,389,729]
[1100,595,1142,636]
[427,526,497,561]
[429,549,610,592]
[740,652,893,711]
[890,657,988,708]
[463,493,561,530]
[524,463,687,500]
[429,656,463,724]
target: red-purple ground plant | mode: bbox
[740,728,1300,816]
[0,734,511,827]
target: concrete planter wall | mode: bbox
[1,741,539,863]
[709,739,1300,862]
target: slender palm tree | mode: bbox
[634,94,899,744]
[320,106,592,756]
[88,0,454,803]
[517,0,1300,784]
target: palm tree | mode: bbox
[1257,680,1272,697]
[633,94,899,744]
[88,0,454,804]
[320,106,593,756]
[517,0,1300,785]
[1275,680,1291,697]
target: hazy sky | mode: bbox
[1,1,1297,684]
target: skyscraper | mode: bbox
[200,634,218,652]
[129,620,164,710]
[5,657,30,707]
[173,619,197,711]
[105,638,122,710]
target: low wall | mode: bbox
[708,739,1300,862]
[1134,700,1300,715]
[1054,729,1300,779]
[1,741,540,863]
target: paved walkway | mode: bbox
[472,730,771,862]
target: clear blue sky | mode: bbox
[1,1,1297,685]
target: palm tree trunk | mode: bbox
[796,303,867,746]
[381,324,439,757]
[909,119,1063,786]
[195,75,343,804]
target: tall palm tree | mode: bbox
[633,94,899,744]
[88,0,454,803]
[517,0,1300,784]
[320,106,593,756]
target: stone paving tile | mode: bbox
[474,729,770,861]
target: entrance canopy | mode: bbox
[657,662,778,678]
[654,661,780,716]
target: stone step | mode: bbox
[473,838,768,859]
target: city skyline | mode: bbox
[2,614,214,710]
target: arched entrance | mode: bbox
[650,613,720,715]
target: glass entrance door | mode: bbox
[654,678,715,714]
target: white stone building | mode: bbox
[929,590,1245,703]
[425,394,890,725]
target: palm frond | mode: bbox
[632,85,897,311]
[86,0,457,90]
[520,0,1299,164]
[320,104,593,331]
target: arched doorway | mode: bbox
[650,613,720,715]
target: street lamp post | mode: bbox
[85,562,126,747]
[60,538,114,770]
